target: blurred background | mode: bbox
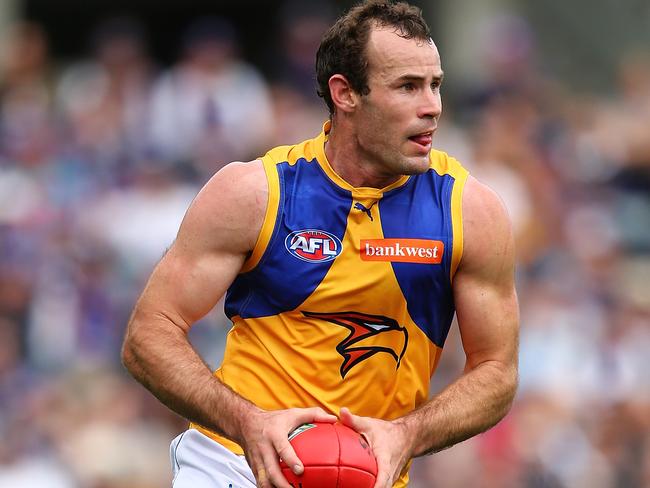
[0,0,649,486]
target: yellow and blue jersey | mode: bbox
[193,122,468,486]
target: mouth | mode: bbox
[408,130,435,151]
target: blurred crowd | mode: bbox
[0,7,648,488]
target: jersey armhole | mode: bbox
[240,157,280,273]
[450,168,469,282]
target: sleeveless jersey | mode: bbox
[192,122,469,487]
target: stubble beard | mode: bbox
[357,136,431,180]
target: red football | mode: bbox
[279,422,377,488]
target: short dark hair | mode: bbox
[315,0,431,115]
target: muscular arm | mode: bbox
[341,175,519,486]
[402,175,519,455]
[121,161,336,488]
[121,161,265,442]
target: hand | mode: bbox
[239,406,337,488]
[339,407,413,488]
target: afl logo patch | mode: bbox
[285,229,342,263]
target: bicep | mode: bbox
[453,176,519,370]
[132,161,266,332]
[453,268,519,371]
[137,242,245,331]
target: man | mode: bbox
[121,1,519,487]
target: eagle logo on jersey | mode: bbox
[302,311,408,378]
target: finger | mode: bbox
[273,434,303,476]
[371,457,393,488]
[256,467,269,488]
[246,451,269,488]
[341,407,388,487]
[260,443,292,488]
[372,469,392,488]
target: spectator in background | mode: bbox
[148,17,274,177]
[0,21,56,167]
[55,16,154,171]
[466,91,562,265]
[266,2,331,143]
[271,1,333,99]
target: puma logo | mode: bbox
[354,202,376,221]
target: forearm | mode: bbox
[121,311,257,444]
[400,359,517,457]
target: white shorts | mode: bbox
[170,428,256,488]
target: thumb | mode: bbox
[339,407,367,433]
[308,407,338,424]
[293,407,337,426]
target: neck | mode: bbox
[324,119,401,189]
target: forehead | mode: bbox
[366,26,442,79]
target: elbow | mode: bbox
[121,319,141,376]
[500,365,519,418]
[481,359,518,422]
[121,330,135,374]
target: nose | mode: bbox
[417,88,442,119]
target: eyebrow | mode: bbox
[395,71,445,83]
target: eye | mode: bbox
[401,82,415,92]
[431,81,441,91]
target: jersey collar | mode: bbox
[314,120,411,198]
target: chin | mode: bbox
[402,156,431,174]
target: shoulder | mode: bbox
[201,159,266,197]
[459,175,514,277]
[177,160,267,254]
[193,160,267,218]
[429,149,468,178]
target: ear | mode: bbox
[328,74,359,113]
